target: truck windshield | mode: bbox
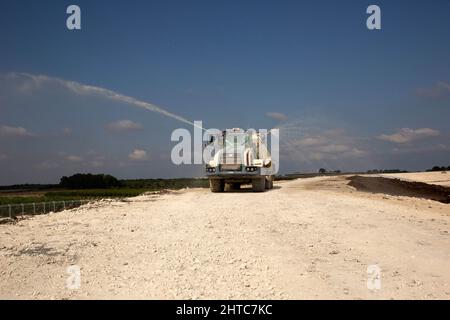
[224,133,248,148]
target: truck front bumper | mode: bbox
[205,165,261,177]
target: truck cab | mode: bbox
[205,128,275,192]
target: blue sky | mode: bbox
[0,0,449,184]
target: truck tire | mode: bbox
[252,177,266,192]
[265,176,274,189]
[210,179,225,192]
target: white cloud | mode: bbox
[86,150,100,156]
[266,112,288,121]
[279,123,369,167]
[0,125,34,137]
[317,144,350,153]
[90,160,104,168]
[66,155,83,162]
[347,148,367,157]
[294,136,327,147]
[303,146,366,162]
[308,152,324,161]
[389,143,450,155]
[378,128,440,143]
[106,119,142,132]
[129,149,148,161]
[34,160,59,170]
[416,81,450,99]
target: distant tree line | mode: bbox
[60,174,121,189]
[318,168,341,174]
[121,178,208,189]
[427,166,450,172]
[0,184,60,191]
[59,173,209,190]
[366,169,408,174]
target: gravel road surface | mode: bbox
[1,175,449,299]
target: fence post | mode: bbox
[8,204,11,219]
[63,201,66,210]
[21,203,24,216]
[43,202,46,214]
[53,201,56,212]
[33,203,36,215]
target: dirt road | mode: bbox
[1,175,450,299]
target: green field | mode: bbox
[0,189,150,206]
[0,177,210,207]
[0,178,210,218]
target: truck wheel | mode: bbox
[210,179,225,192]
[265,176,274,189]
[252,177,266,192]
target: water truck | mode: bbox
[205,128,275,192]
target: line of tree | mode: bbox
[58,174,209,190]
[366,169,408,174]
[427,166,450,172]
[318,168,341,174]
[60,174,121,189]
[121,178,208,189]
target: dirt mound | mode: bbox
[347,175,450,204]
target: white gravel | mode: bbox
[1,176,449,300]
[379,171,450,187]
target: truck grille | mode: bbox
[220,164,242,172]
[221,153,242,164]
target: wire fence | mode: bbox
[0,200,90,219]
